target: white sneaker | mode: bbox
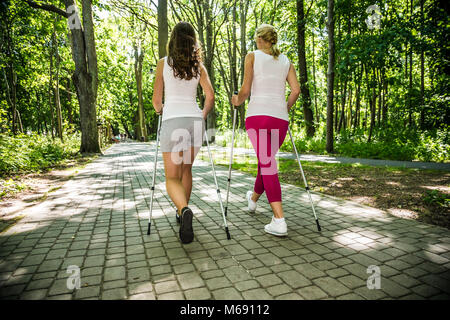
[264,217,288,236]
[246,190,257,213]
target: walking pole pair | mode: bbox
[147,114,231,240]
[223,95,321,232]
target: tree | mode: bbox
[25,0,100,153]
[296,0,315,137]
[326,0,335,153]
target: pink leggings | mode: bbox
[245,115,289,203]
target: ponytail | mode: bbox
[270,43,281,59]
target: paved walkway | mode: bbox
[0,142,449,300]
[208,145,450,171]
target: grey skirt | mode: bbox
[159,117,205,152]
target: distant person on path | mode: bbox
[152,21,214,244]
[232,24,300,237]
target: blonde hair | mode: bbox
[255,24,281,59]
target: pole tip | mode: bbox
[316,220,321,232]
[147,223,151,235]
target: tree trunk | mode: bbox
[408,0,413,127]
[354,65,362,130]
[312,31,319,125]
[296,0,315,137]
[65,0,100,153]
[238,0,249,130]
[325,0,335,153]
[420,0,425,129]
[134,39,147,142]
[337,78,347,133]
[368,69,376,143]
[158,0,168,58]
[49,33,55,139]
[53,24,64,142]
[204,0,216,141]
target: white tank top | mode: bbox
[246,50,291,121]
[162,56,203,122]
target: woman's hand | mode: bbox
[231,94,239,106]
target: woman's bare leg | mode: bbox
[180,146,200,204]
[163,151,188,214]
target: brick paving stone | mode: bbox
[205,277,232,291]
[256,274,283,288]
[312,277,351,297]
[212,287,243,300]
[266,284,291,297]
[184,287,212,300]
[235,280,260,292]
[419,274,450,294]
[410,284,440,298]
[19,289,47,300]
[74,286,100,299]
[278,270,311,289]
[103,266,125,282]
[297,286,328,300]
[337,275,365,290]
[158,291,185,300]
[379,278,411,298]
[48,279,73,296]
[275,292,303,300]
[242,288,272,300]
[129,292,156,300]
[103,280,126,290]
[177,272,205,290]
[390,274,421,289]
[102,288,127,300]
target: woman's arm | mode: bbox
[152,58,165,114]
[286,63,301,112]
[231,52,254,106]
[199,64,215,120]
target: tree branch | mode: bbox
[24,0,69,18]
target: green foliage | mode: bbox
[336,125,449,162]
[0,132,81,176]
[423,190,450,209]
[0,178,27,197]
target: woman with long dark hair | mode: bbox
[152,22,214,244]
[232,24,300,236]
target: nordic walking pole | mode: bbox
[204,128,231,240]
[147,114,162,235]
[224,91,239,217]
[287,126,321,232]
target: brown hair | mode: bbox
[167,21,203,80]
[254,24,281,59]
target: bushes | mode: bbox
[216,123,449,163]
[0,132,81,176]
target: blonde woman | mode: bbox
[232,24,300,236]
[153,22,214,244]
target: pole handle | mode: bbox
[232,91,240,109]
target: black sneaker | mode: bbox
[179,207,194,244]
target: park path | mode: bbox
[0,142,449,300]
